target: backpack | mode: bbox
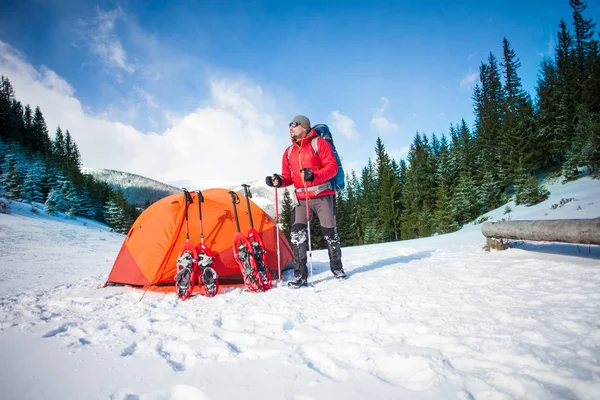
[287,124,345,191]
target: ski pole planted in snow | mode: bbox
[174,189,198,300]
[302,177,314,286]
[275,186,281,283]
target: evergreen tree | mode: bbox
[53,127,65,165]
[22,158,46,204]
[280,188,294,240]
[0,77,16,142]
[515,173,550,205]
[10,100,24,146]
[374,137,400,241]
[434,181,457,234]
[473,53,505,182]
[500,38,535,178]
[44,188,59,215]
[360,158,378,224]
[555,19,578,161]
[536,59,561,167]
[449,174,479,226]
[335,191,353,246]
[401,133,435,239]
[346,170,364,245]
[31,106,50,156]
[64,130,82,182]
[569,0,596,80]
[1,154,23,199]
[22,105,34,149]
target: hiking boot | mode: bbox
[332,269,347,279]
[287,276,308,289]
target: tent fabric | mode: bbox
[106,188,293,288]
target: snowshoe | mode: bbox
[174,243,198,300]
[196,243,219,297]
[233,232,262,292]
[248,229,272,291]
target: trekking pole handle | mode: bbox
[228,191,241,232]
[196,190,205,243]
[241,184,254,229]
[241,184,252,198]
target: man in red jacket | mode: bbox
[266,115,346,288]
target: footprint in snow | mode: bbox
[42,322,77,338]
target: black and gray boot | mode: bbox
[289,224,309,288]
[323,227,346,279]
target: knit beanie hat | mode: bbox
[290,115,311,129]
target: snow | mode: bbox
[1,177,599,400]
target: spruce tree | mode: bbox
[53,127,65,166]
[335,190,353,246]
[449,174,479,226]
[500,38,534,178]
[280,188,294,241]
[2,155,23,199]
[374,137,400,241]
[536,59,561,167]
[0,77,16,141]
[31,107,50,156]
[555,20,578,161]
[473,53,505,182]
[346,170,364,245]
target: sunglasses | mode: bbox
[289,121,301,127]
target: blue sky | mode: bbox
[0,0,598,187]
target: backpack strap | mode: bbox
[311,137,318,155]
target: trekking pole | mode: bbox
[173,189,197,301]
[241,184,254,228]
[196,190,218,297]
[302,176,314,286]
[196,190,206,245]
[183,189,193,242]
[274,187,281,284]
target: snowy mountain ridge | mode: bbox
[82,167,180,206]
[83,166,291,216]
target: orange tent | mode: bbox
[106,188,293,288]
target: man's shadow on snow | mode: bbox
[509,241,600,260]
[310,250,434,284]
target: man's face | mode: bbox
[289,122,308,140]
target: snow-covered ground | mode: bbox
[0,177,599,400]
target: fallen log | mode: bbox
[482,217,600,249]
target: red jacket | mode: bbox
[280,129,338,200]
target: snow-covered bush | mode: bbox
[0,199,8,214]
[515,175,550,206]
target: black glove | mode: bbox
[266,174,283,188]
[301,168,314,182]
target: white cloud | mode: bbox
[460,69,478,89]
[328,110,359,139]
[538,35,555,57]
[390,146,410,161]
[134,87,159,108]
[370,97,399,135]
[76,7,135,73]
[0,40,282,189]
